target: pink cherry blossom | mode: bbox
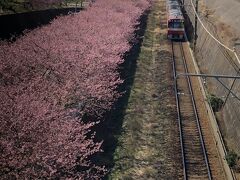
[0,0,151,178]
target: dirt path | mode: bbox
[109,0,183,179]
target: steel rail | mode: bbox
[171,42,187,180]
[172,41,212,179]
[179,42,212,180]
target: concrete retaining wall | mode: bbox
[183,0,240,154]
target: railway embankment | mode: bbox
[109,0,229,179]
[183,0,240,177]
[109,0,183,179]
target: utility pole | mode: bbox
[194,0,199,51]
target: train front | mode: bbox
[167,14,184,40]
[166,0,185,41]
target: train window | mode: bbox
[168,21,184,28]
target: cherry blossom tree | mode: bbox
[0,0,151,178]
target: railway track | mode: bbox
[172,42,212,180]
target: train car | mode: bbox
[166,0,185,40]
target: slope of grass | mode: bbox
[109,0,182,179]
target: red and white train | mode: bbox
[166,0,185,40]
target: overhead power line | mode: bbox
[189,0,240,66]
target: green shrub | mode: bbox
[226,151,238,168]
[207,93,224,112]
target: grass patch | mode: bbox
[207,93,224,112]
[108,1,181,179]
[109,1,182,179]
[226,151,238,168]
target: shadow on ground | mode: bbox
[0,8,82,41]
[182,7,194,43]
[90,9,151,179]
